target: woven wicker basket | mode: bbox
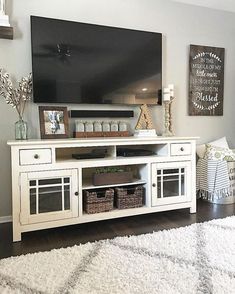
[115,185,145,209]
[83,188,114,214]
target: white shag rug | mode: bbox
[1,217,235,294]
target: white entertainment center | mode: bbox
[8,136,197,242]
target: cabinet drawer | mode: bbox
[19,149,52,165]
[170,143,191,156]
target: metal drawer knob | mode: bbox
[180,147,184,152]
[34,154,39,159]
[75,192,79,196]
[152,183,156,187]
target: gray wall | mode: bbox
[0,0,235,218]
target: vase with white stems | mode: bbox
[0,69,32,140]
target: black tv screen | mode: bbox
[31,16,162,105]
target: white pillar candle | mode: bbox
[163,87,171,101]
[0,0,5,15]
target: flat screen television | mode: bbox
[31,16,162,105]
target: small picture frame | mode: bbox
[39,106,69,139]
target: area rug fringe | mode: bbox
[198,188,231,201]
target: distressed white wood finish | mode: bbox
[20,169,79,225]
[170,143,192,156]
[8,137,198,146]
[8,136,198,241]
[151,161,192,206]
[19,148,52,165]
[190,140,197,213]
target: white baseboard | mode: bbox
[0,215,12,223]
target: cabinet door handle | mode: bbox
[152,183,156,188]
[74,192,79,196]
[34,154,39,159]
[180,147,184,151]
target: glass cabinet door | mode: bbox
[152,162,191,206]
[20,169,79,225]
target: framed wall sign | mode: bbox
[189,44,225,116]
[39,106,69,139]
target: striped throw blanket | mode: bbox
[197,159,230,201]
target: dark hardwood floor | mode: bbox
[0,199,234,260]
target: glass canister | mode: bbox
[75,120,85,132]
[94,121,102,132]
[119,121,128,132]
[85,121,94,132]
[110,121,118,132]
[102,121,110,132]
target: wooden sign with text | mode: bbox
[189,45,225,116]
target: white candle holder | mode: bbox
[163,96,174,137]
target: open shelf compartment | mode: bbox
[55,146,116,161]
[81,163,149,214]
[116,143,168,158]
[82,184,147,214]
[81,164,148,190]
